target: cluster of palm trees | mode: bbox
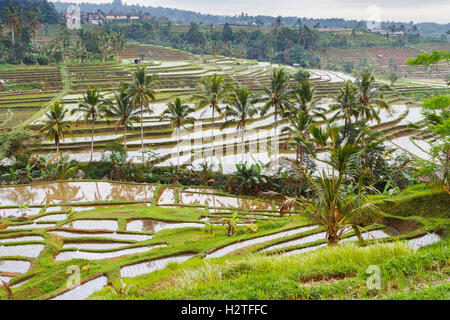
[44,30,126,64]
[40,65,157,162]
[3,5,42,48]
[39,66,388,173]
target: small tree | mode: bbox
[39,102,72,154]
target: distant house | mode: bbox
[105,10,115,20]
[142,13,151,20]
[368,29,405,37]
[116,12,127,20]
[130,13,140,20]
[158,16,169,21]
[83,11,104,25]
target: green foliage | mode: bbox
[293,68,310,84]
[0,128,32,160]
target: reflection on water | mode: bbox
[157,188,175,205]
[0,260,31,273]
[0,244,45,258]
[0,207,43,217]
[50,276,108,300]
[282,243,327,256]
[64,220,118,231]
[180,192,274,210]
[126,219,204,233]
[408,233,442,250]
[49,230,153,242]
[55,244,165,261]
[0,235,44,244]
[0,182,156,205]
[205,225,318,259]
[62,242,130,250]
[260,231,327,253]
[120,254,194,278]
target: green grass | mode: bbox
[372,184,450,219]
[90,237,449,300]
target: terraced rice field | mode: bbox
[0,180,442,300]
[321,46,450,82]
[9,44,442,170]
[0,65,64,128]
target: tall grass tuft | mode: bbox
[173,242,412,291]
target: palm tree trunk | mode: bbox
[177,126,180,167]
[241,128,245,163]
[300,145,304,165]
[123,125,127,151]
[210,106,214,166]
[90,120,95,163]
[141,105,144,162]
[11,26,15,48]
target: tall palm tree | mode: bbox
[71,87,103,162]
[111,31,126,61]
[102,90,140,151]
[191,73,231,164]
[288,80,325,117]
[260,69,291,135]
[354,71,390,124]
[27,7,42,38]
[222,85,259,162]
[97,32,112,63]
[126,65,158,161]
[159,98,195,166]
[330,81,360,140]
[4,6,23,47]
[39,102,72,155]
[70,40,87,63]
[281,110,314,164]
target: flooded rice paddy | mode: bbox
[0,182,156,205]
[55,244,166,261]
[120,254,194,278]
[0,260,31,273]
[126,219,204,233]
[205,225,319,259]
[50,276,108,300]
[49,231,153,242]
[64,220,119,231]
[0,244,45,258]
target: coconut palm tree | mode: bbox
[288,80,325,118]
[354,71,390,124]
[126,65,158,161]
[190,73,231,165]
[101,90,140,151]
[4,6,23,47]
[222,85,259,162]
[260,69,291,135]
[70,40,87,63]
[159,98,195,166]
[281,110,314,164]
[330,81,360,140]
[26,7,42,38]
[97,32,112,63]
[284,125,378,245]
[71,87,104,162]
[39,102,72,154]
[111,31,126,61]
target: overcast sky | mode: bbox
[52,1,450,23]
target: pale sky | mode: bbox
[51,1,450,23]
